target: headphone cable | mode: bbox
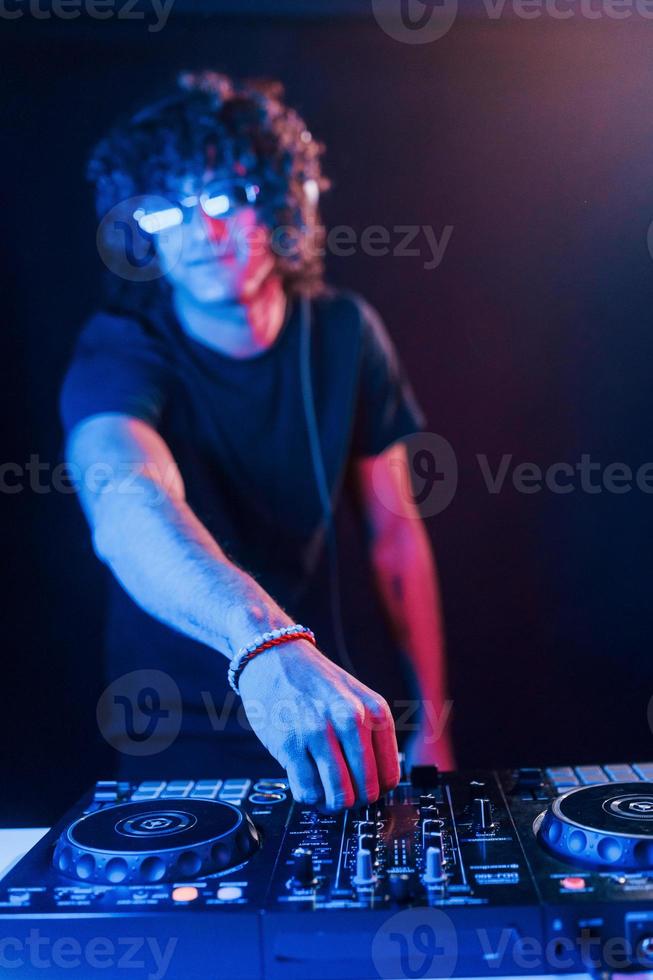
[299,294,354,674]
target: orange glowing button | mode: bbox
[171,886,199,903]
[561,877,586,891]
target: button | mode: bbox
[171,886,199,903]
[190,781,222,799]
[254,780,288,792]
[219,782,249,801]
[249,792,285,805]
[161,781,194,798]
[575,766,609,785]
[132,781,165,800]
[514,768,543,789]
[94,781,120,802]
[633,763,653,781]
[217,885,243,901]
[546,767,580,787]
[604,764,638,782]
[561,876,586,891]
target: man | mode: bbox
[61,71,453,811]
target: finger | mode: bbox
[284,751,323,806]
[311,723,356,811]
[367,700,401,792]
[337,712,379,804]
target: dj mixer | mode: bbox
[2,763,653,979]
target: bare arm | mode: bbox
[67,413,400,808]
[69,413,288,656]
[355,441,455,770]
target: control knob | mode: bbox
[422,845,447,890]
[352,848,377,891]
[358,820,376,838]
[472,797,494,833]
[290,847,317,889]
[410,766,440,789]
[389,873,414,904]
[422,819,443,851]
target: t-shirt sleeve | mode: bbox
[351,296,426,457]
[60,312,173,438]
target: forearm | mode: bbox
[67,415,399,808]
[91,474,290,659]
[370,520,448,708]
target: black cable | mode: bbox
[299,294,354,674]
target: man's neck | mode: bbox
[173,275,288,359]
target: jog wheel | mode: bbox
[53,798,259,885]
[536,782,653,870]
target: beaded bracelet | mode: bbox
[228,624,316,694]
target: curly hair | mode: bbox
[88,71,329,310]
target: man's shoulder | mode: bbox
[313,287,391,355]
[73,308,166,357]
[312,287,383,341]
[314,286,369,319]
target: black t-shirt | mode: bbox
[60,289,425,755]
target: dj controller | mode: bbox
[3,762,653,979]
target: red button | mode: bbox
[561,876,586,891]
[172,886,199,902]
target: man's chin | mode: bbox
[187,280,244,305]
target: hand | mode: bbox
[238,639,401,810]
[404,719,456,773]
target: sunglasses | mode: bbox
[133,179,261,235]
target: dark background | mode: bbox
[2,3,653,825]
